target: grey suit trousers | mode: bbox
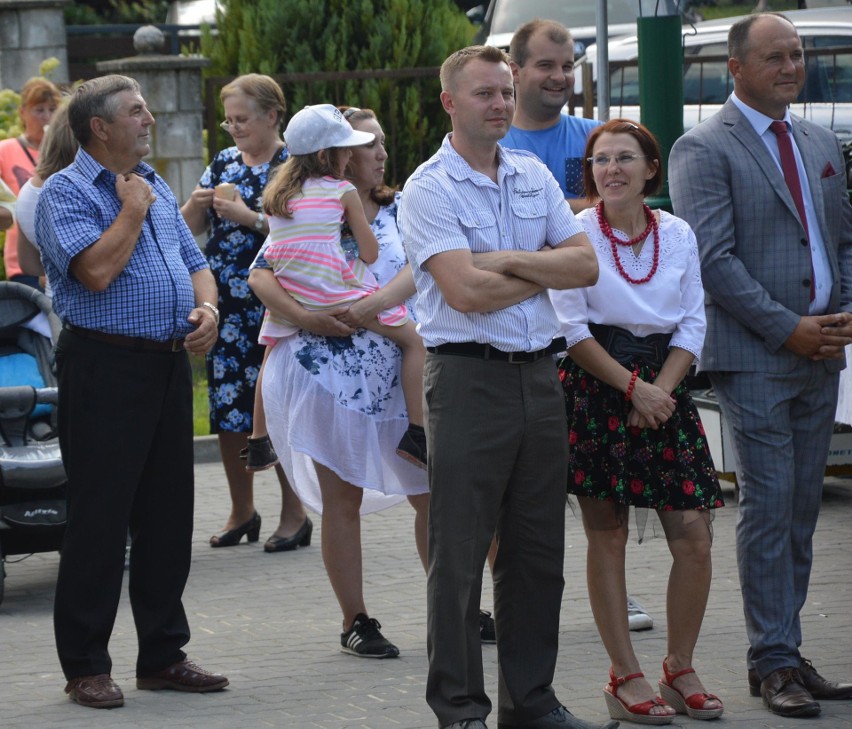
[709,364,838,680]
[423,352,567,727]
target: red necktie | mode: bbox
[770,120,814,301]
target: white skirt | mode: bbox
[262,328,428,515]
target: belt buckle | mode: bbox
[507,351,530,364]
[170,338,184,353]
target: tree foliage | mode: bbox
[201,0,474,186]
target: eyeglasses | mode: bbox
[219,116,259,132]
[587,153,648,167]
[342,107,361,120]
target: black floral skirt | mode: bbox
[559,357,723,511]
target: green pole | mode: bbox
[637,15,683,210]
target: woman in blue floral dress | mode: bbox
[551,120,724,724]
[249,108,429,658]
[181,74,307,550]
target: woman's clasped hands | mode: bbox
[627,377,676,430]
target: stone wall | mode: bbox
[0,0,71,90]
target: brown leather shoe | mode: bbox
[798,658,852,700]
[65,674,124,708]
[760,668,820,718]
[749,658,852,700]
[136,658,229,692]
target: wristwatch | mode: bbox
[253,211,266,232]
[201,301,220,325]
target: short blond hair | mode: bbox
[440,45,511,91]
[221,74,287,132]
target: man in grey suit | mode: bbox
[670,12,852,719]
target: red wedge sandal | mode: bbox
[603,668,675,725]
[658,658,724,720]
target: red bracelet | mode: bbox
[625,369,639,401]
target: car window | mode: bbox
[490,0,650,35]
[683,42,730,104]
[805,35,852,104]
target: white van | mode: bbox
[475,0,679,58]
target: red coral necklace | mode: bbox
[596,201,659,285]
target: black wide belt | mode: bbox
[64,323,185,353]
[588,323,671,370]
[427,337,566,364]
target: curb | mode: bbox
[193,434,221,464]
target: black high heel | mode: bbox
[263,517,313,553]
[209,511,261,548]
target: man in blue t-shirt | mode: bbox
[503,19,656,634]
[502,19,600,213]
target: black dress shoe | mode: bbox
[263,517,312,552]
[798,658,852,700]
[760,668,820,718]
[497,705,620,728]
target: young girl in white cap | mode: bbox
[256,104,426,468]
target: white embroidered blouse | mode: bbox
[550,207,706,360]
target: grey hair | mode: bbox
[68,74,141,146]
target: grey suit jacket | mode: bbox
[670,98,852,374]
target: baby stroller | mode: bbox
[0,281,66,605]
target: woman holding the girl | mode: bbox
[249,105,429,657]
[551,119,725,725]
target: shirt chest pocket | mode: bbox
[510,198,548,250]
[456,208,497,252]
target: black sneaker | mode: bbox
[340,613,400,658]
[240,435,279,472]
[479,610,496,644]
[396,425,427,470]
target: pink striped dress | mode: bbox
[258,176,408,344]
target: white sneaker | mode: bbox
[627,596,653,631]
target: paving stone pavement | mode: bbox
[1,459,851,729]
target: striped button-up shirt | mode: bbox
[36,148,208,341]
[400,135,583,351]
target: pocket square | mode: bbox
[822,162,836,178]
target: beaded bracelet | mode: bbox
[625,368,640,401]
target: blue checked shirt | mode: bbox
[399,135,584,351]
[36,148,208,341]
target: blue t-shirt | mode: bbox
[502,114,602,199]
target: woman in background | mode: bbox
[181,73,308,551]
[16,103,77,297]
[0,77,61,287]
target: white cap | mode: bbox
[283,104,374,155]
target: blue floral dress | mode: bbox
[198,145,287,433]
[260,194,428,514]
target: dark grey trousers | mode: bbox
[423,352,568,727]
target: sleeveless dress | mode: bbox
[260,194,428,514]
[199,145,287,433]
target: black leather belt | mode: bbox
[426,337,566,364]
[64,323,185,353]
[588,323,671,370]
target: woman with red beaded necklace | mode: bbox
[550,119,724,725]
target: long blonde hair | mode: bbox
[263,148,348,219]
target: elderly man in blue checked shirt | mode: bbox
[35,75,227,710]
[400,46,615,729]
